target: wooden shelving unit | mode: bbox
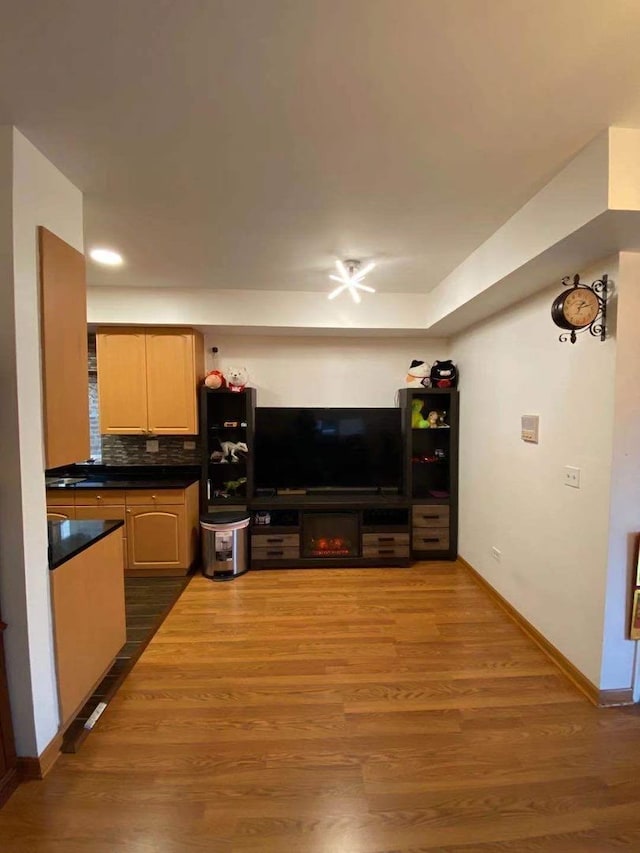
[399,387,459,561]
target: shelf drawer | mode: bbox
[74,490,127,507]
[125,489,185,506]
[252,545,300,561]
[362,532,410,547]
[412,505,450,528]
[413,530,450,550]
[252,533,300,549]
[362,545,410,558]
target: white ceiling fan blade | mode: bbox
[328,282,349,299]
[336,260,350,280]
[329,274,349,284]
[356,283,375,293]
[349,284,361,303]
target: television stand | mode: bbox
[306,486,378,496]
[248,498,411,569]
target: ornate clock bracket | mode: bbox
[558,273,608,344]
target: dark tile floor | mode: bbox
[61,575,190,752]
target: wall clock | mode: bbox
[551,273,608,344]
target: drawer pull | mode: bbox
[266,550,284,557]
[378,536,394,543]
[379,548,395,555]
[423,537,439,543]
[96,495,102,501]
[266,537,283,544]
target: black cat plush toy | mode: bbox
[430,360,458,388]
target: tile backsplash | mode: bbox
[88,333,202,466]
[100,435,202,466]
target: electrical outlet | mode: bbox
[183,440,196,450]
[564,466,581,488]
[491,546,501,562]
[146,439,159,453]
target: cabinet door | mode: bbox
[96,329,148,434]
[47,506,76,521]
[39,227,90,468]
[126,504,187,571]
[145,330,199,434]
[75,506,127,568]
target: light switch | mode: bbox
[146,439,159,453]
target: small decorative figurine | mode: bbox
[204,369,226,389]
[411,399,430,429]
[427,411,440,428]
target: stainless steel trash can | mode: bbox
[200,512,250,581]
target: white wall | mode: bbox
[603,252,640,690]
[452,259,618,687]
[88,285,430,333]
[203,333,449,407]
[0,128,83,755]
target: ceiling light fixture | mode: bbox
[328,259,376,302]
[89,248,123,266]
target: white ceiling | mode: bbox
[2,1,640,294]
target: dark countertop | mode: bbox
[48,519,125,570]
[45,464,200,491]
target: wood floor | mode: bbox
[2,561,640,851]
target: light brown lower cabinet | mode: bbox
[75,505,127,570]
[47,506,75,522]
[46,482,199,576]
[50,528,126,728]
[126,505,187,572]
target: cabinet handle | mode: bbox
[126,509,131,514]
[378,536,394,543]
[379,548,395,555]
[96,495,102,501]
[152,495,157,500]
[266,537,283,544]
[266,550,284,557]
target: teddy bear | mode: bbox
[225,366,249,393]
[405,360,432,388]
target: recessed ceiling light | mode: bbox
[89,248,123,266]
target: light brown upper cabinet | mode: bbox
[96,327,204,435]
[39,227,90,468]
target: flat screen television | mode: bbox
[254,407,402,492]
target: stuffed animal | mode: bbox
[204,369,226,389]
[411,399,430,429]
[225,366,249,393]
[405,360,432,388]
[427,411,440,428]
[430,360,458,388]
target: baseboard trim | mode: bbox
[459,556,634,708]
[17,731,63,781]
[598,687,635,707]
